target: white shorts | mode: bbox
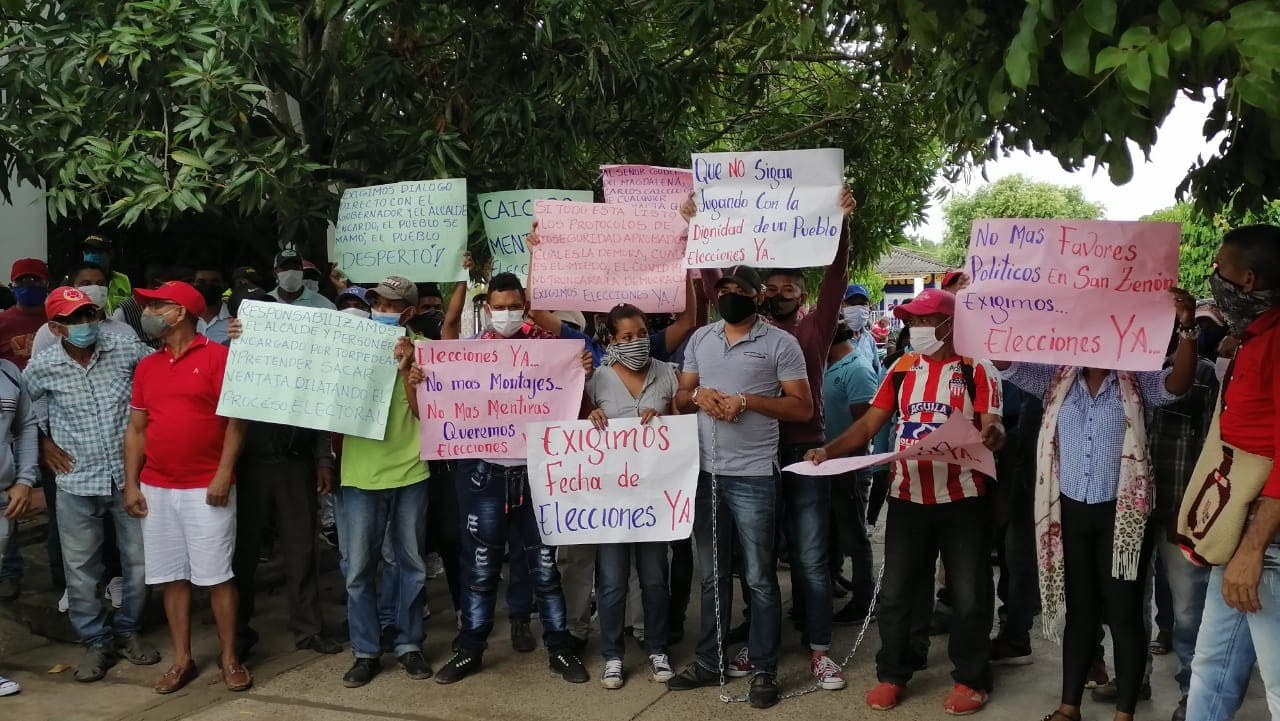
[140,485,236,586]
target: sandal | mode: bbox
[1149,630,1172,656]
[1042,712,1082,721]
[74,647,116,683]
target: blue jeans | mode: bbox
[1156,534,1209,695]
[1187,543,1280,720]
[693,472,781,675]
[0,530,20,581]
[335,482,429,658]
[455,461,569,653]
[781,444,832,650]
[453,466,534,620]
[598,542,668,659]
[56,488,146,649]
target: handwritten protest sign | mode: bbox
[334,180,469,284]
[527,416,699,545]
[479,189,594,282]
[953,219,1180,371]
[784,412,996,478]
[216,301,401,440]
[414,339,585,460]
[600,165,693,212]
[685,148,844,268]
[529,201,686,313]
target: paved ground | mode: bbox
[0,516,1267,721]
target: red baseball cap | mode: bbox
[44,286,97,320]
[941,270,964,288]
[893,288,955,321]
[11,258,49,282]
[135,281,207,317]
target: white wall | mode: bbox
[0,179,47,281]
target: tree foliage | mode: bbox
[939,174,1105,265]
[852,0,1280,213]
[0,0,954,270]
[1142,199,1280,297]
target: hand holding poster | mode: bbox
[953,219,1180,371]
[601,165,694,212]
[686,148,844,268]
[783,412,996,478]
[527,416,698,545]
[334,180,469,284]
[479,189,595,282]
[216,301,401,440]
[414,339,586,460]
[529,200,686,313]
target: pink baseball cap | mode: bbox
[893,288,955,321]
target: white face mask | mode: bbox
[303,279,320,294]
[842,306,870,331]
[340,307,370,319]
[489,309,525,337]
[908,319,951,356]
[276,269,304,293]
[80,284,109,308]
[1215,356,1232,382]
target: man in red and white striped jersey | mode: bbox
[806,288,1005,716]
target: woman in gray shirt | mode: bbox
[583,304,679,691]
[0,357,37,697]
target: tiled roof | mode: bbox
[875,246,953,277]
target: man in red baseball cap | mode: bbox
[122,281,251,694]
[807,287,1006,715]
[0,258,51,369]
[941,270,970,293]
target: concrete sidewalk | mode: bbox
[0,518,1267,721]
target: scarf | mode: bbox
[1035,366,1152,643]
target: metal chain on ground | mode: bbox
[708,419,886,705]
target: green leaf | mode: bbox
[1126,51,1151,92]
[1157,0,1181,28]
[1117,26,1153,49]
[1199,21,1227,61]
[1107,143,1133,184]
[1005,46,1032,89]
[1061,11,1093,76]
[1235,74,1280,116]
[1083,0,1116,35]
[170,149,211,170]
[987,73,1010,116]
[1169,25,1192,56]
[1149,41,1170,78]
[1095,46,1126,72]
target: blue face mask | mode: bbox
[12,285,47,307]
[64,321,100,349]
[83,251,108,267]
[370,310,402,326]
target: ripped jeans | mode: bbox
[454,461,570,654]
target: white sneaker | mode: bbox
[811,654,847,690]
[0,675,19,696]
[648,653,674,682]
[600,658,624,690]
[57,589,69,614]
[105,577,124,609]
[726,646,753,678]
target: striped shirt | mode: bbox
[871,353,1002,504]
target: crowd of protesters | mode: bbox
[0,212,1277,721]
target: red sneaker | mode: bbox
[943,684,989,716]
[866,682,905,711]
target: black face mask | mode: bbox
[717,293,757,324]
[764,295,800,320]
[408,309,443,340]
[194,282,225,304]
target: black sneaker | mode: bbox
[342,658,381,688]
[832,601,875,625]
[990,636,1033,666]
[666,662,720,691]
[510,618,537,653]
[550,650,589,683]
[749,672,780,709]
[435,648,482,684]
[399,651,433,680]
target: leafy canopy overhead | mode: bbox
[939,174,1105,266]
[0,0,960,270]
[854,0,1280,212]
[1142,200,1280,298]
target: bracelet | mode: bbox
[739,394,747,410]
[691,386,703,403]
[1177,326,1200,341]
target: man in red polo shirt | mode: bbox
[0,258,51,368]
[122,281,250,695]
[1185,224,1280,721]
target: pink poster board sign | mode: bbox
[783,412,996,478]
[529,200,686,313]
[953,219,1180,371]
[600,165,694,212]
[414,339,586,460]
